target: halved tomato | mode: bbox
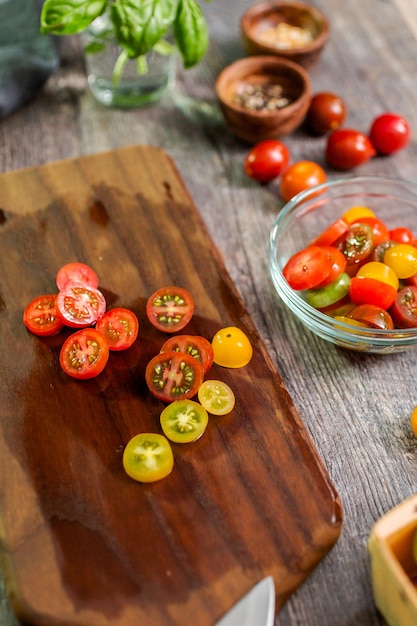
[283,246,334,290]
[390,286,417,328]
[353,216,390,247]
[123,433,174,483]
[349,276,397,310]
[59,328,109,379]
[56,262,99,290]
[309,217,349,247]
[160,400,209,443]
[198,380,235,416]
[23,294,64,337]
[146,286,194,333]
[160,334,214,374]
[96,307,139,351]
[315,246,347,287]
[56,283,106,328]
[347,304,394,330]
[145,351,204,402]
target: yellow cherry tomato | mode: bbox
[343,205,375,224]
[383,243,417,279]
[410,406,417,436]
[123,433,174,483]
[356,261,399,291]
[160,400,208,443]
[211,326,253,368]
[334,316,368,328]
[198,380,236,416]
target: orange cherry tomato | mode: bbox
[279,161,326,202]
[342,206,375,224]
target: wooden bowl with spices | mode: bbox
[241,1,329,68]
[215,55,311,144]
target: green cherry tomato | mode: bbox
[160,400,209,443]
[211,326,253,368]
[123,433,174,483]
[306,272,350,309]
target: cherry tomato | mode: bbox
[279,161,326,202]
[410,406,417,436]
[306,272,350,309]
[146,286,194,333]
[383,243,417,279]
[326,128,376,170]
[198,379,236,416]
[389,227,415,244]
[160,400,209,443]
[211,326,253,368]
[160,334,214,374]
[95,307,139,350]
[56,262,99,290]
[309,217,349,247]
[353,216,390,247]
[343,206,375,224]
[244,139,290,183]
[369,112,410,155]
[306,92,346,134]
[316,246,347,287]
[356,261,399,291]
[340,222,374,267]
[349,276,397,310]
[390,286,417,328]
[56,283,106,328]
[334,316,368,328]
[145,351,204,402]
[370,240,397,262]
[347,304,394,330]
[283,246,334,290]
[123,433,174,483]
[23,294,64,337]
[59,328,110,379]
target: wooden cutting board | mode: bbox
[0,145,342,626]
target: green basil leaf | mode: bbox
[110,0,178,58]
[40,0,108,35]
[173,0,208,68]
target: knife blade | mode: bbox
[214,576,276,626]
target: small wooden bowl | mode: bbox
[241,1,329,68]
[215,55,311,144]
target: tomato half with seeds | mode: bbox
[198,380,236,416]
[354,216,390,247]
[59,328,109,379]
[160,400,209,443]
[283,246,334,290]
[340,222,374,267]
[56,262,99,290]
[56,283,106,328]
[123,433,174,483]
[146,286,194,333]
[390,286,417,328]
[347,304,394,330]
[145,351,204,402]
[160,334,214,374]
[23,294,64,337]
[96,307,139,350]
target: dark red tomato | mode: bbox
[316,246,347,287]
[146,286,194,333]
[56,283,106,328]
[23,294,64,337]
[306,92,346,135]
[160,334,214,374]
[95,307,139,351]
[353,216,390,247]
[349,276,397,310]
[347,304,394,330]
[244,140,290,183]
[390,286,417,328]
[369,113,410,155]
[282,246,334,290]
[326,129,376,170]
[309,216,349,247]
[56,262,99,290]
[340,222,374,266]
[389,227,414,244]
[145,351,204,402]
[59,328,109,379]
[370,240,397,262]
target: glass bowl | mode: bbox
[269,176,417,353]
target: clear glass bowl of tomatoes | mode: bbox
[269,176,417,353]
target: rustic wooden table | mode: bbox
[1,0,417,624]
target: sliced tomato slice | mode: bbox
[197,379,236,416]
[56,282,106,328]
[309,217,349,247]
[145,351,204,402]
[160,334,214,374]
[160,400,209,443]
[123,433,174,483]
[59,328,109,379]
[96,307,139,351]
[23,294,64,337]
[283,246,334,290]
[56,262,99,291]
[146,286,194,333]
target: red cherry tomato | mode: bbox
[390,285,417,328]
[244,140,290,183]
[389,227,414,244]
[326,129,376,170]
[369,112,410,155]
[347,304,394,330]
[56,262,99,290]
[339,222,374,268]
[160,334,214,374]
[306,92,346,134]
[56,283,106,328]
[23,294,64,337]
[59,328,109,379]
[316,246,347,287]
[145,351,204,403]
[95,307,139,351]
[146,286,194,333]
[349,276,397,310]
[309,217,349,247]
[283,246,334,290]
[279,161,326,202]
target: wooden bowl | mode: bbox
[241,1,329,68]
[215,55,311,144]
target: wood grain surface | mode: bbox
[0,145,341,625]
